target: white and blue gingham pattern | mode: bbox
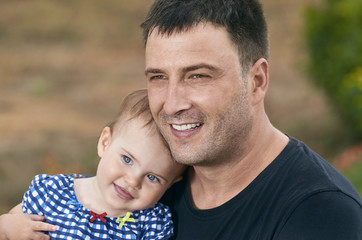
[22,174,173,239]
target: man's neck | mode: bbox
[188,122,289,210]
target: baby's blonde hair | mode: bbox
[108,89,168,148]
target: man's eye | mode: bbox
[190,74,209,79]
[191,74,202,78]
[147,174,159,183]
[123,156,133,164]
[150,75,166,80]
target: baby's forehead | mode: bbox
[113,117,169,150]
[117,116,169,146]
[114,116,155,135]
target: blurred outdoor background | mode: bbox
[0,0,361,213]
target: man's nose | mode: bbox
[163,80,192,116]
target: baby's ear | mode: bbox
[97,127,112,157]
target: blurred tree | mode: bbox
[304,0,362,141]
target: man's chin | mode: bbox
[171,149,203,166]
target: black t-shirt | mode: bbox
[161,137,362,240]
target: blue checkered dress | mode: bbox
[22,174,174,239]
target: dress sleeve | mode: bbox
[21,174,52,215]
[142,203,174,240]
[276,191,362,240]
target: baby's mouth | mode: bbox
[113,184,134,200]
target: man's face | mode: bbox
[145,23,253,166]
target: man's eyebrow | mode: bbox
[182,64,218,73]
[144,68,164,76]
[145,64,218,76]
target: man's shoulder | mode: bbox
[278,137,361,203]
[276,190,362,239]
[265,138,362,238]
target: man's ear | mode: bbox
[97,127,112,158]
[249,58,269,106]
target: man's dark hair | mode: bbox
[141,0,269,71]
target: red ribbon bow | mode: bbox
[89,211,107,223]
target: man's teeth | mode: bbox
[172,123,201,131]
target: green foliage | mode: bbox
[304,0,362,141]
[342,158,362,196]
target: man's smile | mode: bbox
[171,123,202,131]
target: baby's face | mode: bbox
[96,118,185,213]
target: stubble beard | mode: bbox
[160,91,253,167]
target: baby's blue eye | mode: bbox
[123,156,133,164]
[147,174,159,183]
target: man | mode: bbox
[142,0,362,239]
[1,0,361,239]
